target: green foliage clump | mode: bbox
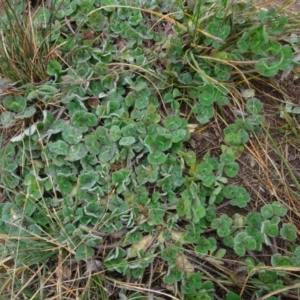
[0,0,299,299]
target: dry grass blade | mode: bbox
[0,0,58,84]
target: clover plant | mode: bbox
[0,0,299,299]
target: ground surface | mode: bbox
[0,1,300,299]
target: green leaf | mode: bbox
[85,134,101,155]
[192,204,206,223]
[161,246,178,266]
[75,244,95,260]
[62,126,83,144]
[211,215,232,237]
[255,58,278,77]
[101,0,118,12]
[218,25,231,40]
[126,231,143,244]
[234,232,257,254]
[14,106,36,119]
[224,125,249,145]
[246,98,263,114]
[135,164,159,184]
[48,140,69,155]
[195,237,211,256]
[178,197,191,220]
[271,16,287,35]
[205,21,231,49]
[258,7,276,23]
[144,112,161,125]
[71,111,97,132]
[163,92,174,104]
[33,6,51,24]
[66,143,88,161]
[1,172,20,188]
[217,226,231,237]
[164,115,182,130]
[3,95,26,112]
[84,202,104,218]
[47,119,65,134]
[237,31,250,53]
[24,201,36,216]
[262,220,278,237]
[258,270,278,284]
[98,145,116,163]
[79,171,99,190]
[270,216,280,225]
[229,187,250,208]
[0,111,14,127]
[1,203,23,223]
[119,136,136,146]
[220,153,236,164]
[259,40,281,57]
[92,50,112,63]
[199,92,215,106]
[27,84,60,102]
[171,129,187,143]
[271,253,292,267]
[233,244,246,256]
[147,151,167,165]
[261,204,273,219]
[277,45,293,70]
[198,162,213,175]
[233,232,248,256]
[224,162,239,177]
[145,135,172,152]
[202,174,216,187]
[214,63,232,81]
[149,208,165,225]
[135,95,149,109]
[163,268,182,285]
[215,248,226,259]
[246,212,262,225]
[181,273,203,294]
[249,26,269,53]
[112,168,131,186]
[272,201,287,217]
[56,174,73,194]
[47,59,62,77]
[178,72,192,84]
[226,291,243,300]
[11,124,37,142]
[2,157,18,172]
[255,44,293,77]
[280,223,297,241]
[179,150,196,167]
[109,125,121,141]
[193,104,214,124]
[108,195,129,213]
[217,95,229,106]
